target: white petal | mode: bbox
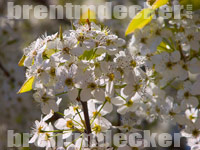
[123,85,133,95]
[68,88,78,101]
[93,89,105,102]
[117,106,128,115]
[41,103,51,114]
[63,132,72,139]
[24,56,33,67]
[48,100,59,112]
[54,118,66,129]
[188,58,200,74]
[171,51,180,62]
[43,110,54,121]
[188,97,199,108]
[191,76,200,95]
[102,103,113,113]
[80,88,93,102]
[111,97,125,106]
[37,135,46,147]
[29,134,38,143]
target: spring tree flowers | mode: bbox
[19,21,141,149]
[128,13,200,150]
[18,2,200,150]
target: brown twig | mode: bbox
[76,89,92,147]
[81,101,92,134]
[0,61,10,77]
[81,101,92,147]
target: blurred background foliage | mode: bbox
[0,0,196,149]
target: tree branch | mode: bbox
[81,101,92,134]
[0,61,10,77]
[81,101,92,147]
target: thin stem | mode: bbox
[41,129,74,133]
[71,117,84,128]
[161,77,176,90]
[64,134,83,148]
[50,133,64,137]
[79,135,84,150]
[90,48,97,60]
[115,91,126,101]
[55,91,68,96]
[90,100,107,125]
[76,109,85,128]
[55,112,65,116]
[74,127,84,133]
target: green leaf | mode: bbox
[79,49,94,60]
[125,8,155,36]
[43,49,58,59]
[157,41,172,52]
[152,0,169,10]
[18,55,26,66]
[125,0,169,35]
[79,49,99,60]
[18,76,35,94]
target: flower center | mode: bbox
[189,114,196,120]
[166,62,173,69]
[140,37,147,44]
[182,64,188,70]
[126,100,133,107]
[106,39,113,46]
[105,96,111,103]
[73,106,79,112]
[184,92,190,98]
[45,133,50,141]
[66,120,74,128]
[77,35,85,42]
[93,111,101,117]
[63,47,70,54]
[94,62,100,68]
[92,124,101,134]
[134,84,141,91]
[41,95,50,103]
[88,82,97,90]
[192,129,200,137]
[130,60,136,68]
[50,67,56,76]
[37,68,43,74]
[38,126,43,133]
[32,50,37,56]
[107,73,115,81]
[169,111,176,116]
[65,78,73,86]
[187,35,194,41]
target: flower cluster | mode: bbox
[18,2,200,150]
[129,13,200,148]
[21,22,151,149]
